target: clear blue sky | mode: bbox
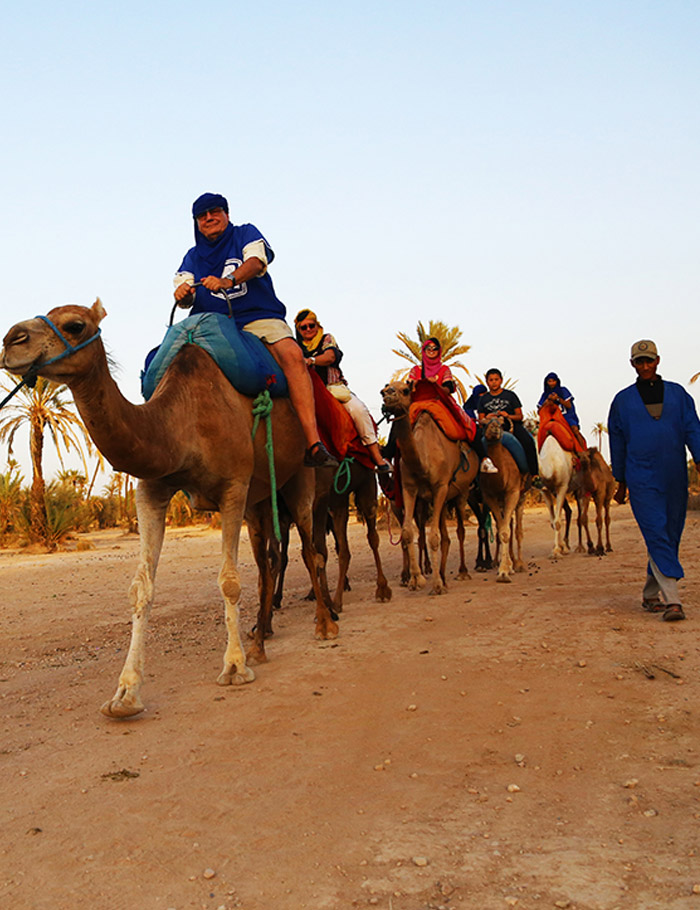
[2,0,699,480]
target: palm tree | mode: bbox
[0,459,24,542]
[0,375,94,548]
[392,319,471,401]
[591,421,608,452]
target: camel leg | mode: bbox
[593,495,605,556]
[494,488,520,582]
[272,499,292,610]
[454,499,471,580]
[245,504,274,665]
[217,483,256,687]
[428,486,450,595]
[541,487,560,559]
[101,482,172,718]
[437,506,451,590]
[283,470,338,640]
[604,499,613,552]
[575,495,591,553]
[562,498,572,551]
[513,498,526,572]
[331,499,351,612]
[356,480,392,602]
[402,488,426,590]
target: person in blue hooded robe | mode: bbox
[608,339,700,622]
[537,372,586,447]
[173,192,337,468]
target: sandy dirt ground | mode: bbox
[1,502,699,910]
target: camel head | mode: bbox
[482,415,506,442]
[1,299,106,383]
[380,380,411,418]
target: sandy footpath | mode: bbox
[0,503,699,910]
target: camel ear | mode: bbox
[90,297,107,324]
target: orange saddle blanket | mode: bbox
[409,380,476,443]
[538,402,586,454]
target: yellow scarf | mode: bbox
[295,309,324,352]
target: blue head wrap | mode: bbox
[543,372,561,396]
[464,383,487,410]
[192,192,229,219]
[188,192,235,274]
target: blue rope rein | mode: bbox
[1,315,102,410]
[251,389,281,542]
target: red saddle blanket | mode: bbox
[310,371,375,470]
[537,402,586,454]
[408,380,476,442]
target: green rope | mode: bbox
[333,456,355,495]
[251,390,281,542]
[485,511,494,543]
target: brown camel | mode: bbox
[272,460,391,613]
[479,416,530,582]
[0,300,338,717]
[379,380,478,594]
[572,447,615,556]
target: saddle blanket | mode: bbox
[141,313,288,401]
[409,382,477,442]
[537,404,586,453]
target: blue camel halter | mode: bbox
[0,315,102,410]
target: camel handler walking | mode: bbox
[608,339,700,622]
[173,192,337,468]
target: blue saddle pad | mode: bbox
[501,431,528,474]
[141,313,288,401]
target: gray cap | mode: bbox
[630,339,658,360]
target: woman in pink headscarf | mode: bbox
[408,337,497,473]
[407,337,455,390]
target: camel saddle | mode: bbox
[141,313,289,401]
[409,380,476,443]
[537,403,586,454]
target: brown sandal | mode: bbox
[662,604,685,622]
[642,598,665,613]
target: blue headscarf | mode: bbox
[463,383,487,419]
[541,372,561,399]
[189,192,235,276]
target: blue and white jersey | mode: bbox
[175,223,286,330]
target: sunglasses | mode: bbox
[298,322,317,330]
[196,207,224,220]
[424,344,439,352]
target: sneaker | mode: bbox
[303,441,339,468]
[480,457,498,474]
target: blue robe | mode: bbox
[608,381,700,578]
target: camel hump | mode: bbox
[141,313,288,401]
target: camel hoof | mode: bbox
[408,574,426,591]
[315,618,339,640]
[375,584,393,602]
[496,575,512,584]
[100,697,144,718]
[245,643,268,665]
[456,570,471,581]
[216,666,255,686]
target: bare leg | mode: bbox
[266,337,320,449]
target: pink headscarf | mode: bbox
[420,337,443,380]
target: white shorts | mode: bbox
[243,318,293,344]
